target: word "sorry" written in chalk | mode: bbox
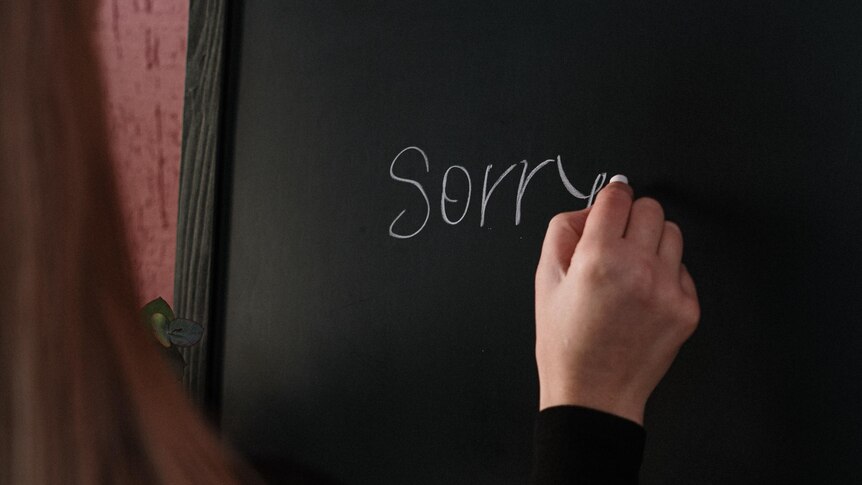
[388,146,608,239]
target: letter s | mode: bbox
[389,146,431,239]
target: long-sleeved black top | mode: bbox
[252,405,645,484]
[531,405,646,484]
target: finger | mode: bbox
[658,220,683,270]
[625,197,665,252]
[582,174,634,245]
[680,263,698,299]
[538,207,593,278]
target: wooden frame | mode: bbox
[174,0,240,419]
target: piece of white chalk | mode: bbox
[609,174,628,185]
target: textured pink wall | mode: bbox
[94,0,189,306]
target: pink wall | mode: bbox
[95,0,189,306]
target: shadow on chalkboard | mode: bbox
[251,455,344,485]
[635,180,736,225]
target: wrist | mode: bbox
[539,381,646,425]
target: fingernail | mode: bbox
[609,174,628,185]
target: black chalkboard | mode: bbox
[214,2,862,483]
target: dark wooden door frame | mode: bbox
[175,0,241,421]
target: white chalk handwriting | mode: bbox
[388,146,607,239]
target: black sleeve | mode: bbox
[530,405,646,485]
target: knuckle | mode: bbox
[580,253,617,281]
[626,257,656,299]
[547,212,570,229]
[676,299,701,335]
[687,299,702,328]
[584,253,655,299]
[634,197,664,219]
[663,220,683,244]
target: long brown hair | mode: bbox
[0,1,260,483]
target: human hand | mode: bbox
[534,175,700,425]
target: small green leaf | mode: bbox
[167,318,204,347]
[142,297,176,323]
[150,313,172,348]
